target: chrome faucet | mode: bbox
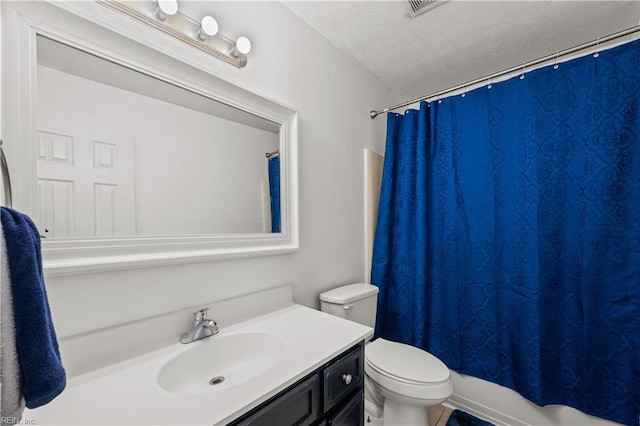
[180,307,219,344]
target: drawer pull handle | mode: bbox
[344,305,353,310]
[342,373,352,385]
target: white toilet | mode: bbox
[320,283,453,426]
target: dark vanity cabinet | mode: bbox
[228,342,365,426]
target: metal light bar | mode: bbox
[98,0,248,68]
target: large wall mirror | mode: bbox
[36,36,281,237]
[2,2,299,275]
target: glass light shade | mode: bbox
[156,0,178,20]
[196,16,219,40]
[233,36,252,56]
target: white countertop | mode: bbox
[26,305,373,425]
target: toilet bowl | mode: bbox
[319,283,453,426]
[364,338,453,426]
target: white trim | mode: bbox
[363,149,383,284]
[2,1,300,276]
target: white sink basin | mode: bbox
[157,332,286,394]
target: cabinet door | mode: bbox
[230,374,320,426]
[326,391,363,426]
[323,344,364,412]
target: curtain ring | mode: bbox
[553,51,560,69]
[593,38,600,58]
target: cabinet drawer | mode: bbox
[322,344,363,412]
[230,374,320,426]
[326,391,363,426]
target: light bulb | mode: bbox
[155,0,178,20]
[231,36,252,57]
[196,16,218,41]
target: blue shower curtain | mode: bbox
[268,156,281,233]
[372,40,640,425]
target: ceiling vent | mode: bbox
[407,0,448,18]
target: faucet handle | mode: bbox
[194,307,211,321]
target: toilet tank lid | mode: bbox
[320,283,379,304]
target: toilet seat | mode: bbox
[364,338,453,401]
[366,338,450,384]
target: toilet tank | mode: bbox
[319,283,379,328]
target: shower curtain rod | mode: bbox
[370,24,640,119]
[265,150,280,158]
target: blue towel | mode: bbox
[0,207,66,408]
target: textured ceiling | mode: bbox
[283,1,640,103]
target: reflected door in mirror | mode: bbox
[36,130,136,238]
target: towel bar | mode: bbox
[1,139,13,208]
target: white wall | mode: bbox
[38,0,391,374]
[37,65,278,235]
[0,4,4,207]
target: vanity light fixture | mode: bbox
[98,0,251,68]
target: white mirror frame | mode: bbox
[2,1,299,276]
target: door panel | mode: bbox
[36,127,136,237]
